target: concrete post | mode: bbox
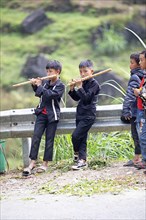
[22,138,31,167]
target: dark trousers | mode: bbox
[130,117,141,155]
[29,113,58,161]
[72,118,95,161]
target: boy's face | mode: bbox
[46,68,60,76]
[79,67,93,78]
[130,58,139,70]
[139,54,146,70]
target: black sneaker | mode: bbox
[72,159,87,170]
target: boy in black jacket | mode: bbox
[68,60,100,170]
[121,53,143,166]
[22,60,65,176]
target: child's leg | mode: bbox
[130,117,141,163]
[139,118,146,163]
[29,114,47,160]
[131,117,141,156]
[72,120,80,154]
[72,119,94,161]
[43,121,58,162]
[78,133,88,160]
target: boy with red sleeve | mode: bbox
[134,50,146,169]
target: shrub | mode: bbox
[96,27,126,55]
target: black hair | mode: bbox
[140,50,146,58]
[79,60,93,69]
[46,60,62,73]
[130,53,140,65]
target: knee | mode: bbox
[72,132,79,142]
[32,134,41,143]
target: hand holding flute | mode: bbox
[68,68,112,88]
[69,78,83,91]
[12,75,57,87]
[30,77,42,86]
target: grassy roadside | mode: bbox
[0,160,144,199]
[4,132,134,171]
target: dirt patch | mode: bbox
[0,161,145,199]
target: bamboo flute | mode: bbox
[67,68,112,86]
[12,68,112,88]
[12,75,57,87]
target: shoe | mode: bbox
[134,161,146,169]
[37,165,48,173]
[22,166,35,177]
[123,160,134,167]
[72,159,87,170]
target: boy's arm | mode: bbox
[122,75,141,118]
[68,89,80,101]
[29,78,40,93]
[30,78,43,97]
[32,84,38,92]
[36,83,65,100]
[75,81,100,104]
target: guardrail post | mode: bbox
[22,138,31,167]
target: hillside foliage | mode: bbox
[0,0,145,110]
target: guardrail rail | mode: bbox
[0,104,130,166]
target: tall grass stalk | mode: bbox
[125,27,146,49]
[99,79,126,103]
[39,132,134,164]
[101,80,126,96]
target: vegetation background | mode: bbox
[0,0,146,170]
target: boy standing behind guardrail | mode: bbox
[22,60,65,176]
[68,60,100,170]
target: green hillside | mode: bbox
[1,0,145,110]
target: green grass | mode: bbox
[1,8,143,88]
[39,177,139,196]
[38,167,141,196]
[4,132,134,171]
[1,6,144,111]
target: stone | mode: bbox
[21,54,48,79]
[21,9,52,34]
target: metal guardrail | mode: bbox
[0,104,130,139]
[0,104,130,167]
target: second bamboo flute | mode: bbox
[67,68,112,86]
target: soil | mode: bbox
[0,161,145,199]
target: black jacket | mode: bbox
[68,78,100,120]
[122,67,143,118]
[32,79,65,123]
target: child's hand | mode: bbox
[30,78,37,85]
[75,79,82,89]
[69,79,75,91]
[35,77,42,86]
[133,88,140,96]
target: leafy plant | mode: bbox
[96,26,126,55]
[37,131,134,168]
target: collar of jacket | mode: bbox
[45,78,61,87]
[83,77,94,85]
[131,67,144,77]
